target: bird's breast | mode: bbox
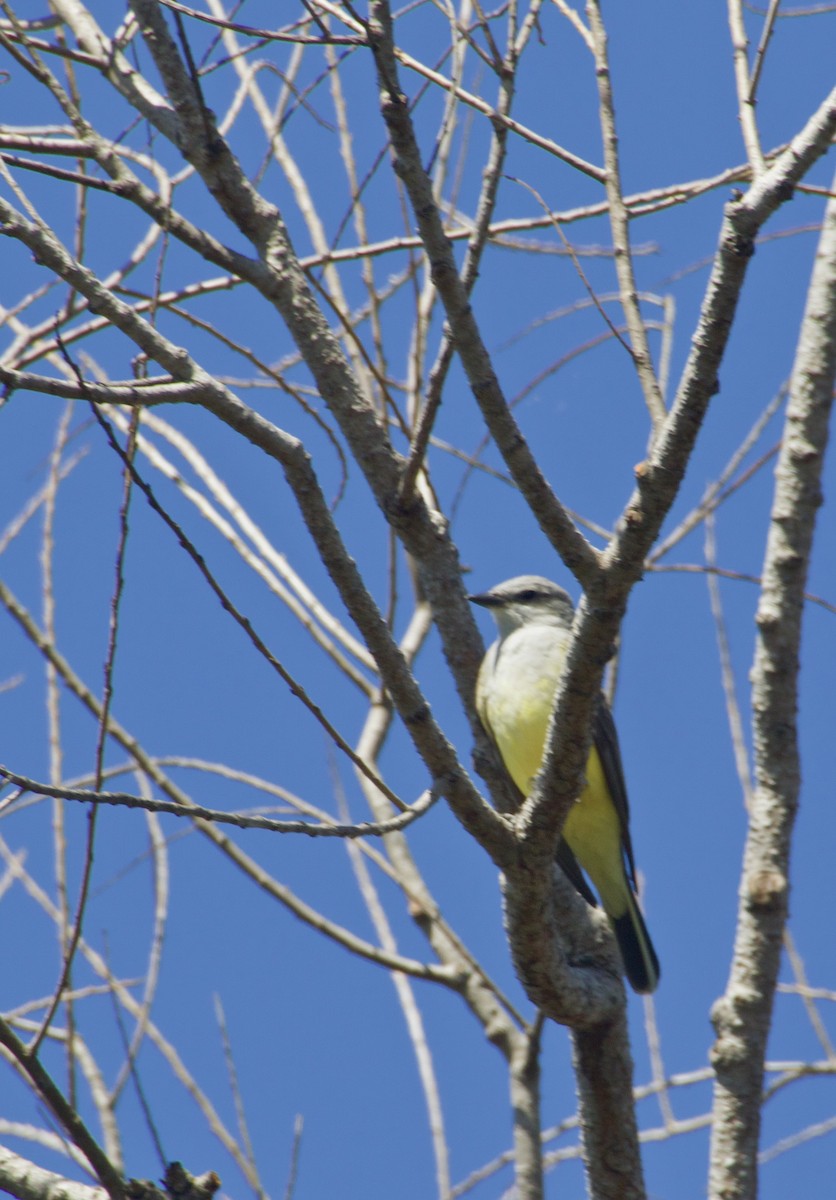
[478,627,567,795]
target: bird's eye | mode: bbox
[518,589,539,602]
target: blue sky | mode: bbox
[1,4,835,1199]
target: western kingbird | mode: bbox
[470,575,660,994]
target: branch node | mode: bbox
[745,868,788,909]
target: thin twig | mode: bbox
[587,0,665,431]
[337,774,451,1199]
[41,404,74,1101]
[214,997,264,1199]
[282,1115,304,1200]
[30,392,139,1058]
[0,767,438,838]
[728,0,766,173]
[705,515,754,808]
[0,1017,124,1199]
[88,401,408,813]
[747,0,781,103]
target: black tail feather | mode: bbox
[612,891,660,994]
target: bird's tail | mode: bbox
[612,890,660,994]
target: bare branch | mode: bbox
[0,1020,123,1200]
[367,0,601,588]
[0,766,439,838]
[0,1145,106,1200]
[728,0,766,174]
[587,0,665,431]
[602,85,836,590]
[572,1013,647,1200]
[709,168,836,1200]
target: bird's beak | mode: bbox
[467,591,498,608]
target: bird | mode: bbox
[469,574,660,994]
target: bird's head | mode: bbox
[468,575,575,636]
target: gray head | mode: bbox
[468,575,575,636]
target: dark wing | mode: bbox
[555,840,597,907]
[593,697,638,889]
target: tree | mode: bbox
[0,3,834,1199]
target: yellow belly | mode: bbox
[478,632,628,917]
